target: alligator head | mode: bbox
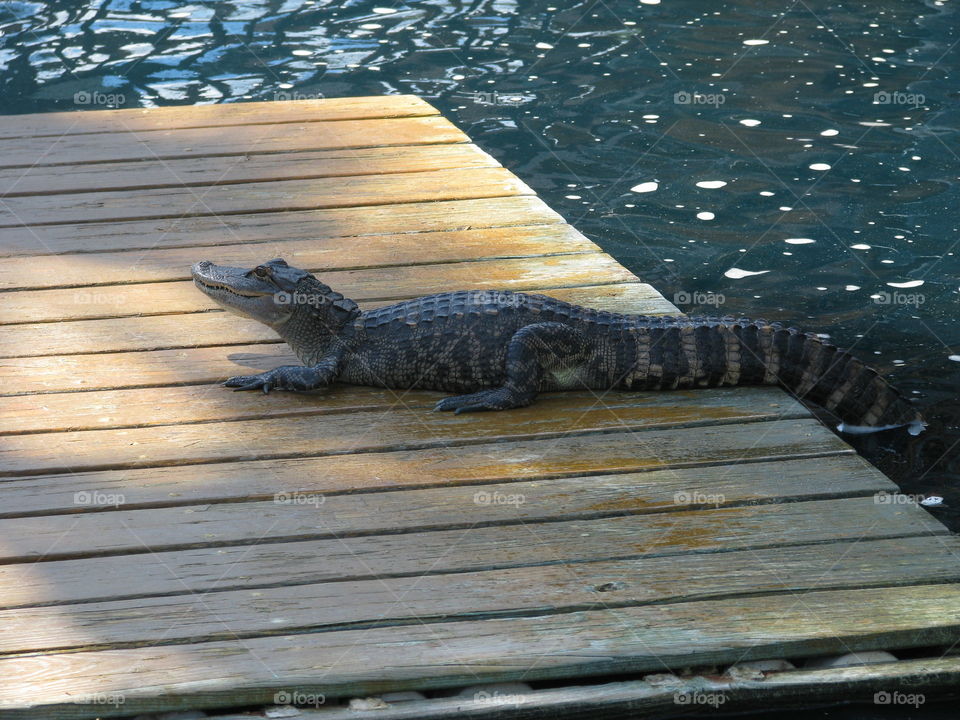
[191,258,359,363]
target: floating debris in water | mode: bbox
[740,119,761,127]
[887,280,924,288]
[725,268,770,279]
[851,243,871,250]
[630,181,658,193]
[809,163,831,170]
[696,211,715,220]
[743,39,769,46]
[696,180,727,189]
[785,238,815,244]
[920,496,944,507]
[821,129,839,136]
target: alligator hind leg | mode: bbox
[435,322,588,414]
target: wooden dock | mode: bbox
[1,96,959,719]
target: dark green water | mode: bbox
[1,0,958,530]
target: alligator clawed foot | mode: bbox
[434,388,534,414]
[224,373,275,393]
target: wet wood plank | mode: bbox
[0,143,501,197]
[2,584,959,718]
[0,115,467,169]
[0,195,564,257]
[5,535,957,654]
[0,95,437,140]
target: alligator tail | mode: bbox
[747,321,925,435]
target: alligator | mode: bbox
[191,258,925,435]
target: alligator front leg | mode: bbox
[224,357,339,393]
[435,322,588,414]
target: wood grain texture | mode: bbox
[0,166,532,226]
[0,195,564,257]
[0,404,834,478]
[4,471,912,562]
[0,115,467,169]
[4,535,956,654]
[0,223,595,292]
[1,482,941,611]
[0,143,501,197]
[0,95,437,140]
[2,584,959,718]
[0,405,836,519]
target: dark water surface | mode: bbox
[1,0,958,530]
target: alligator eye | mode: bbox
[252,266,271,278]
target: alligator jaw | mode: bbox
[191,260,291,326]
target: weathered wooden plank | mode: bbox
[2,474,909,563]
[0,400,832,478]
[0,95,437,140]
[1,482,939,610]
[0,166,531,226]
[0,143,500,197]
[2,584,959,719]
[0,196,564,257]
[0,285,674,375]
[205,657,960,720]
[0,223,594,292]
[3,536,955,654]
[0,116,467,169]
[0,254,637,328]
[0,409,834,519]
